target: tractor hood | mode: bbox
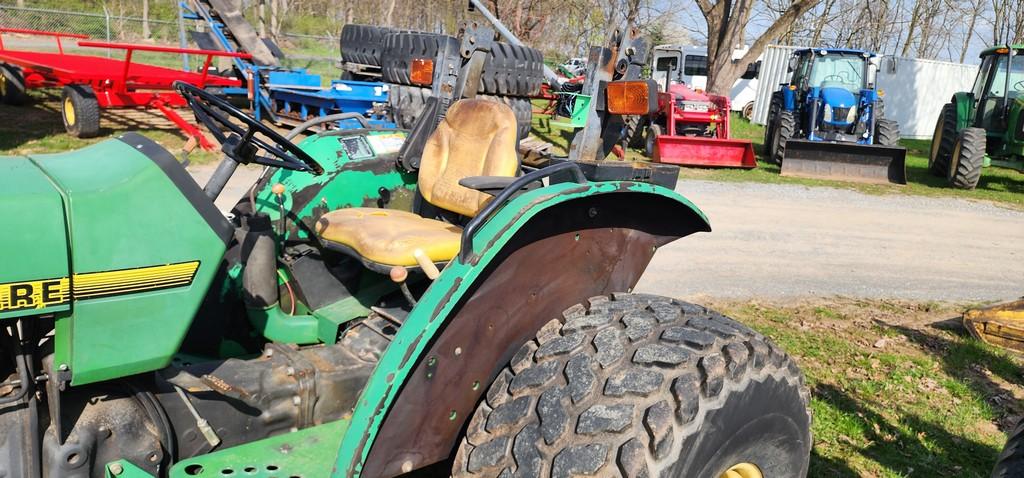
[1,133,235,384]
[820,87,857,108]
[0,156,71,319]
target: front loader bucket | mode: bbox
[654,135,756,168]
[781,140,907,185]
[964,298,1024,353]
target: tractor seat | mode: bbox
[316,99,519,271]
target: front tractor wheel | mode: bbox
[948,127,986,189]
[61,84,100,138]
[874,118,900,146]
[772,110,796,165]
[452,293,812,478]
[645,123,662,158]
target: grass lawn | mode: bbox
[707,298,1023,477]
[530,108,1024,209]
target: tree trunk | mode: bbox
[700,0,821,96]
[385,0,398,26]
[142,0,151,39]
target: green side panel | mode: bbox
[32,138,227,385]
[333,181,709,476]
[953,91,975,131]
[0,157,70,319]
[170,419,349,478]
[252,130,417,241]
[1004,97,1024,158]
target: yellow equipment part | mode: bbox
[963,298,1024,352]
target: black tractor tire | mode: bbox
[874,118,900,146]
[452,293,812,478]
[478,41,544,97]
[772,110,796,165]
[992,417,1024,477]
[61,85,100,138]
[623,115,647,149]
[763,91,784,156]
[948,127,986,189]
[644,123,662,157]
[388,85,532,140]
[339,24,393,66]
[381,32,544,97]
[0,64,28,105]
[929,102,957,177]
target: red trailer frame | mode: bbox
[0,27,251,150]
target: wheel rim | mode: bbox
[63,97,76,126]
[948,139,962,179]
[743,103,754,120]
[929,116,943,167]
[0,73,6,97]
[720,462,764,478]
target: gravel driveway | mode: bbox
[189,163,1024,302]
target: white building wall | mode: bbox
[752,46,979,139]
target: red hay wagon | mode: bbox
[0,27,251,150]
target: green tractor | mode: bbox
[0,27,812,478]
[929,45,1024,189]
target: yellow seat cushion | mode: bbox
[316,208,462,267]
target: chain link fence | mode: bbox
[0,5,340,75]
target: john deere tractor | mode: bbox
[764,48,906,184]
[0,25,812,478]
[929,45,1024,189]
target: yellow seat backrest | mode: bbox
[417,99,520,217]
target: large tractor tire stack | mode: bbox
[341,24,544,140]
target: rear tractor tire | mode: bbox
[0,64,28,105]
[991,416,1024,477]
[929,102,957,177]
[948,127,986,189]
[452,293,812,478]
[772,110,796,165]
[874,118,900,146]
[61,85,100,138]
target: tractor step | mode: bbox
[654,135,756,169]
[781,140,907,185]
[964,298,1024,353]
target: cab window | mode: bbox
[683,55,708,76]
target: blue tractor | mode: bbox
[764,48,907,184]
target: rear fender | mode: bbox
[953,92,975,130]
[334,181,710,477]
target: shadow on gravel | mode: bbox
[813,382,999,476]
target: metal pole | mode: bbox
[468,0,559,85]
[102,4,111,58]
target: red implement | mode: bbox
[0,28,251,150]
[650,84,756,169]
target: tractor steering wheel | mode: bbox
[822,74,843,83]
[1014,80,1024,92]
[174,81,324,175]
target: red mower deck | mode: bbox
[0,27,251,150]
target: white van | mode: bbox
[651,45,761,119]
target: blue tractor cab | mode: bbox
[764,48,907,184]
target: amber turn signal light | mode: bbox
[410,58,434,86]
[605,80,657,115]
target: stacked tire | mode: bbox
[341,25,543,141]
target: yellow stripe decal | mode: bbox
[0,261,200,313]
[72,261,200,299]
[0,277,71,313]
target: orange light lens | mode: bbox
[410,58,434,86]
[606,81,651,115]
[996,48,1010,54]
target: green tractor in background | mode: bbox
[0,25,813,478]
[929,45,1024,189]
